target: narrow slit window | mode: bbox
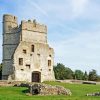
[19,58,23,65]
[48,60,51,66]
[31,45,34,52]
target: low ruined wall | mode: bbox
[29,83,72,95]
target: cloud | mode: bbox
[50,30,100,73]
[70,0,89,18]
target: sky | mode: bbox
[0,0,100,74]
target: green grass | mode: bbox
[0,81,100,100]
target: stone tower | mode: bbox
[2,14,55,82]
[2,14,20,80]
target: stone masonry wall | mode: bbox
[2,14,55,82]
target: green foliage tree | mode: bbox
[54,63,100,81]
[74,70,84,80]
[64,67,73,79]
[88,69,98,81]
[83,71,88,80]
[54,63,66,80]
[54,63,73,80]
[96,75,100,81]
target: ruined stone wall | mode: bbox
[21,20,47,33]
[22,30,47,44]
[2,14,55,82]
[21,20,47,44]
[13,41,55,82]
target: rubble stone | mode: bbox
[29,83,72,96]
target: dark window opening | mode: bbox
[49,55,51,57]
[31,45,34,52]
[49,69,51,71]
[37,53,40,56]
[48,60,51,66]
[19,58,23,65]
[21,69,24,71]
[23,49,26,54]
[30,54,32,56]
[26,64,30,69]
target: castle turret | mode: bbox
[3,14,18,33]
[2,14,20,79]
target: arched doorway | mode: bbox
[32,71,41,82]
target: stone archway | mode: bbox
[32,71,41,82]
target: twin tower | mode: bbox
[2,14,55,82]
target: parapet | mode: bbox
[3,14,18,24]
[3,14,47,33]
[21,20,47,33]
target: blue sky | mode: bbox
[0,0,100,74]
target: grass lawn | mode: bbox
[0,81,100,100]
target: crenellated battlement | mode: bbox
[3,14,47,34]
[3,14,18,24]
[20,20,47,33]
[3,14,18,34]
[3,14,48,44]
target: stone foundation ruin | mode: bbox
[28,83,72,96]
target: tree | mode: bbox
[53,63,74,80]
[83,71,88,80]
[96,75,100,82]
[64,67,73,79]
[54,63,66,80]
[54,63,100,81]
[74,70,84,80]
[88,69,97,81]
